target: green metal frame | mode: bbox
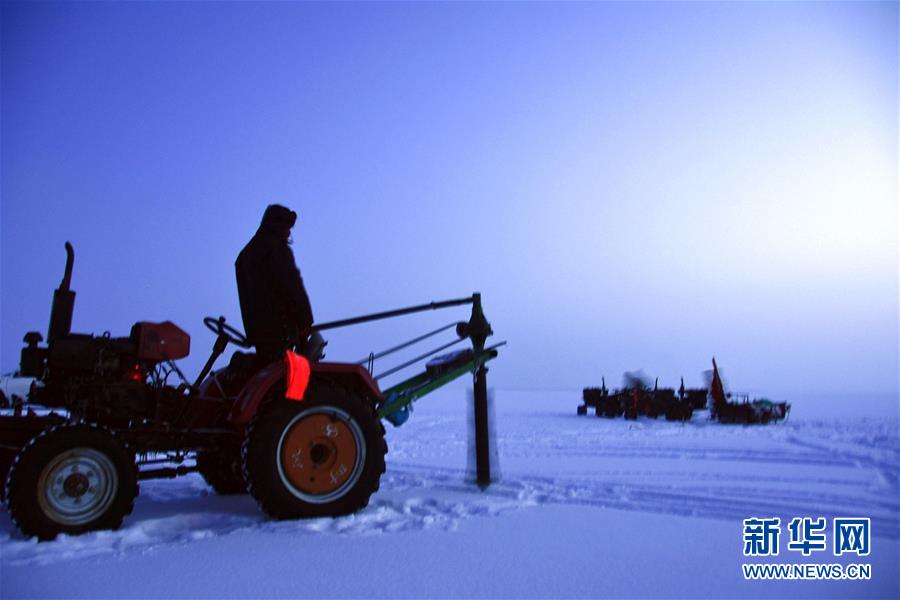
[377,347,499,421]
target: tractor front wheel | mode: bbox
[4,424,137,540]
[242,384,386,519]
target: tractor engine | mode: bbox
[46,321,189,379]
[18,243,192,422]
[24,322,190,420]
[48,333,137,380]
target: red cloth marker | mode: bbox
[284,351,311,401]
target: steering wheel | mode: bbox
[203,316,251,349]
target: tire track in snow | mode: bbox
[383,463,900,540]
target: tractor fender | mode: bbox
[311,362,383,403]
[229,361,384,426]
[229,362,285,426]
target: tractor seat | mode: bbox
[228,350,257,372]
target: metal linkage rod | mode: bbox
[356,323,459,365]
[355,322,462,366]
[313,296,475,332]
[374,337,466,380]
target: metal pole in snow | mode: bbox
[474,364,491,488]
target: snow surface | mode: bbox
[1,388,898,598]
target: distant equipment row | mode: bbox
[578,358,790,425]
[579,375,704,421]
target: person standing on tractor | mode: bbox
[235,204,314,365]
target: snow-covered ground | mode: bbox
[1,388,898,598]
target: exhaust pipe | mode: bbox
[47,242,76,345]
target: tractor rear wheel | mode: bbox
[4,424,137,540]
[197,446,247,495]
[242,383,386,519]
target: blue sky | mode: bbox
[2,1,897,400]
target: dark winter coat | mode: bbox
[235,205,314,346]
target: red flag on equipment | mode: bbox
[284,351,311,401]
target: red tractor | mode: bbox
[579,372,696,421]
[1,244,500,539]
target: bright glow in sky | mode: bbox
[2,1,897,401]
